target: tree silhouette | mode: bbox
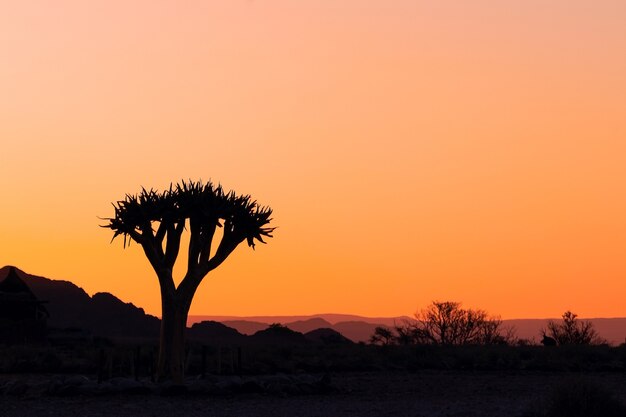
[542,311,602,345]
[369,301,512,346]
[415,301,507,345]
[103,180,274,382]
[369,326,395,346]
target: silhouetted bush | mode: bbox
[369,326,395,345]
[542,311,603,346]
[370,301,515,346]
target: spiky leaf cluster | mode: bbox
[104,180,274,249]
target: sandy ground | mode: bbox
[1,371,625,417]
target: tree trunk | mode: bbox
[157,295,189,384]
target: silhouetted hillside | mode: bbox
[220,320,268,335]
[4,266,624,345]
[333,321,381,343]
[192,316,400,342]
[188,321,247,346]
[189,321,347,347]
[0,266,159,340]
[285,318,333,334]
[191,317,387,343]
[0,266,92,330]
[88,292,160,339]
[250,324,309,346]
[305,328,353,345]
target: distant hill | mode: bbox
[190,314,412,343]
[188,321,352,347]
[283,318,333,334]
[305,328,353,345]
[187,321,247,346]
[190,314,412,326]
[220,320,268,335]
[0,266,160,340]
[589,318,626,345]
[249,324,309,346]
[333,321,381,343]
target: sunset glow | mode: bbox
[1,1,625,319]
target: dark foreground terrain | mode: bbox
[1,371,625,417]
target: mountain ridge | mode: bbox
[2,266,625,344]
[0,266,161,340]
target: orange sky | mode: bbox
[1,1,625,319]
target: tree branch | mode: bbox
[177,233,240,311]
[198,222,217,269]
[140,221,165,259]
[164,221,185,269]
[176,269,204,311]
[138,239,176,296]
[205,233,241,273]
[187,218,201,271]
[156,221,167,245]
[127,229,145,244]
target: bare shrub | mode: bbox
[414,301,513,345]
[542,311,603,346]
[369,326,395,346]
[370,301,514,346]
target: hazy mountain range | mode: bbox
[1,266,625,345]
[189,315,626,345]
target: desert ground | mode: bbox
[1,371,625,417]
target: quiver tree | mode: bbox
[103,180,274,382]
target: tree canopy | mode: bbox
[105,180,274,275]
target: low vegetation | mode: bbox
[370,302,608,350]
[542,311,604,346]
[370,301,514,346]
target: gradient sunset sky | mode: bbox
[1,1,625,319]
